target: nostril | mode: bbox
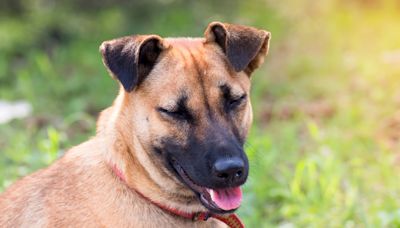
[213,157,245,181]
[235,170,242,178]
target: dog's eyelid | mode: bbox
[219,83,246,101]
[157,104,176,112]
[232,93,247,101]
[226,93,247,112]
[157,107,173,113]
[157,104,193,121]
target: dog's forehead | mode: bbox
[142,37,250,101]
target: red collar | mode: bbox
[110,163,245,228]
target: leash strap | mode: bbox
[194,212,244,228]
[211,213,245,228]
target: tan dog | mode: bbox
[0,22,270,228]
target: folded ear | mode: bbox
[204,22,271,75]
[100,35,167,92]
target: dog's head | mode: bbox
[100,22,270,213]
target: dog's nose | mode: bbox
[212,157,245,184]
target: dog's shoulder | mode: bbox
[0,138,106,227]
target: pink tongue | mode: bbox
[209,187,242,211]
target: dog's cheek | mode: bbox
[131,100,152,141]
[147,118,191,159]
[150,112,190,145]
[131,101,168,153]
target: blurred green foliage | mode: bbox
[1,0,400,226]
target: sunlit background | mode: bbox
[1,0,400,226]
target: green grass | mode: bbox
[1,0,400,227]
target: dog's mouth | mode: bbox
[170,158,242,214]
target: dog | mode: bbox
[0,22,270,228]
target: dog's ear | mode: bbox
[100,35,167,92]
[205,22,271,75]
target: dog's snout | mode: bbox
[212,157,245,184]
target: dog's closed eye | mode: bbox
[228,94,247,110]
[158,107,184,118]
[157,97,193,122]
[220,84,247,112]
